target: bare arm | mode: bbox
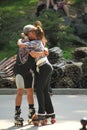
[21,33,29,42]
[17,39,27,48]
[18,39,49,58]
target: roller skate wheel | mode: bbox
[51,118,56,124]
[14,120,23,127]
[15,123,23,127]
[33,121,38,126]
[28,119,33,125]
[41,120,47,126]
[45,119,47,123]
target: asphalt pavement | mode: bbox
[0,94,87,130]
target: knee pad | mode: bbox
[15,74,24,88]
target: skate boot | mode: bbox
[32,114,47,126]
[46,113,56,124]
[28,108,36,124]
[14,108,24,127]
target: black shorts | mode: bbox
[14,62,34,88]
[14,53,36,89]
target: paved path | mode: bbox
[0,94,87,130]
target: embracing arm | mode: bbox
[17,39,49,58]
[21,33,29,42]
[17,39,27,48]
[18,39,25,47]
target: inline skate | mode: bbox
[14,108,24,127]
[28,108,36,124]
[46,113,56,124]
[32,114,47,126]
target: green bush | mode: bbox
[0,0,84,60]
[33,10,75,47]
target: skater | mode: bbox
[34,20,53,95]
[18,24,56,126]
[14,23,49,126]
[14,44,36,126]
[21,20,53,95]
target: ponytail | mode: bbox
[36,26,47,46]
[34,20,42,27]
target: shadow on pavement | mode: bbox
[1,124,38,130]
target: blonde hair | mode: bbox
[34,21,47,46]
[35,26,47,46]
[34,20,42,27]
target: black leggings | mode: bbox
[35,63,54,115]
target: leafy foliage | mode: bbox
[0,0,86,60]
[33,9,75,49]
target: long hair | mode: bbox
[35,26,47,46]
[34,21,47,46]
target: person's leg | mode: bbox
[33,67,47,126]
[43,64,56,124]
[50,0,54,6]
[44,79,54,114]
[26,88,34,105]
[15,88,24,107]
[43,64,54,114]
[46,0,55,9]
[15,88,24,121]
[63,4,69,16]
[26,88,35,124]
[25,70,36,123]
[33,64,56,125]
[53,3,58,11]
[46,0,51,9]
[44,86,56,123]
[14,74,24,126]
[35,77,45,114]
[15,74,24,107]
[35,63,53,114]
